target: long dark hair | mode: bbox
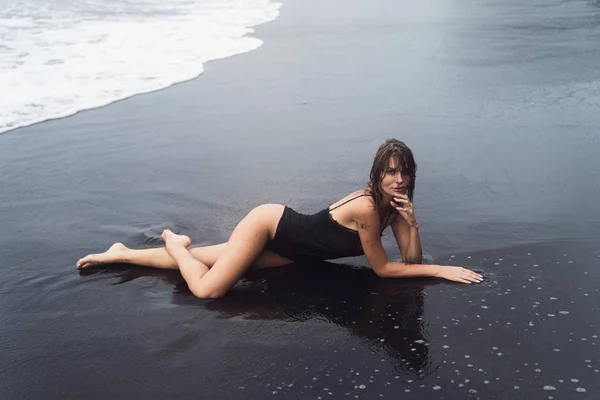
[367,139,417,211]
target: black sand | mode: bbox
[1,0,599,398]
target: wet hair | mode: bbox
[367,139,417,211]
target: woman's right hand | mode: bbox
[438,266,483,284]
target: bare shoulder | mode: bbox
[330,190,365,206]
[352,194,376,214]
[348,195,379,230]
[335,190,375,211]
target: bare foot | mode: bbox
[161,229,192,251]
[76,242,128,269]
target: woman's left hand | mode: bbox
[391,195,418,228]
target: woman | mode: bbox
[77,139,483,298]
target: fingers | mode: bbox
[456,278,472,284]
[392,196,408,205]
[390,201,409,214]
[460,268,483,284]
[446,268,484,284]
[466,268,484,282]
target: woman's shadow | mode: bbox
[83,258,443,378]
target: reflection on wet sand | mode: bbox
[84,260,444,378]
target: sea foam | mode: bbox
[0,0,281,133]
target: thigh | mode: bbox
[233,204,293,268]
[198,204,288,295]
[189,244,293,269]
[252,249,294,269]
[188,204,292,269]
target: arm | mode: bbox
[390,194,422,264]
[391,215,422,264]
[354,205,437,278]
[354,204,483,283]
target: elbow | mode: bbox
[373,264,391,278]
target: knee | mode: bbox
[190,286,225,299]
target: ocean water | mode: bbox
[0,0,280,133]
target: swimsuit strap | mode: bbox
[329,193,370,211]
[330,193,395,234]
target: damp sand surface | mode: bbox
[1,0,600,398]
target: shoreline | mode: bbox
[0,1,284,136]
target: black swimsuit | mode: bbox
[265,194,393,262]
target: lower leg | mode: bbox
[76,242,225,270]
[162,230,212,297]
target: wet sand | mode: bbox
[1,0,599,398]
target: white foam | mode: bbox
[0,0,281,133]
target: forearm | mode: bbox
[404,226,423,264]
[377,262,440,278]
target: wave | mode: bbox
[0,0,281,133]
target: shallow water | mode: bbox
[0,0,280,133]
[1,0,599,398]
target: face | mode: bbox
[380,157,409,199]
